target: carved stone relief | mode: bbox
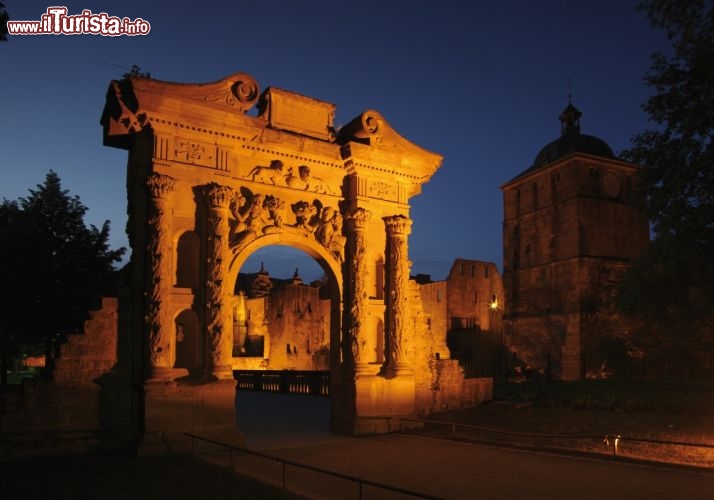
[369,180,396,200]
[384,215,413,374]
[248,160,284,185]
[174,138,216,167]
[245,161,338,195]
[315,207,346,262]
[144,173,176,372]
[202,73,260,112]
[229,186,345,262]
[345,208,372,369]
[203,183,234,377]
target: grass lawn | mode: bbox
[427,378,714,468]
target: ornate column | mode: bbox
[203,183,235,380]
[344,208,372,375]
[145,173,176,381]
[383,215,413,377]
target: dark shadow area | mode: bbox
[1,452,299,499]
[235,391,346,451]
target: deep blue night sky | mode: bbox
[2,1,670,282]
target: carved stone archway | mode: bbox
[101,72,442,441]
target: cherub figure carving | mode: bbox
[230,192,270,246]
[231,191,248,227]
[291,200,318,236]
[262,195,285,233]
[248,160,284,185]
[315,207,346,262]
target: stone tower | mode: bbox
[501,102,648,380]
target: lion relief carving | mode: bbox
[247,161,338,195]
[248,160,284,185]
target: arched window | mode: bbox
[176,231,199,288]
[174,309,201,373]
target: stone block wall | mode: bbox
[53,297,119,383]
[415,359,492,415]
[0,297,135,457]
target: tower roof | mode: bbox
[249,262,274,297]
[505,103,615,185]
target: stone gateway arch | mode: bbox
[101,72,478,444]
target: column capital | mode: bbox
[145,173,176,200]
[383,214,412,236]
[345,207,372,231]
[203,182,235,210]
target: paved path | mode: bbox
[231,392,714,499]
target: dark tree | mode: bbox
[0,172,124,385]
[619,0,714,376]
[0,2,9,42]
[122,65,151,79]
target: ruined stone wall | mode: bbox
[53,297,119,382]
[446,259,503,333]
[412,280,493,414]
[504,314,574,378]
[416,359,493,415]
[0,297,135,456]
[241,284,330,370]
[416,280,448,359]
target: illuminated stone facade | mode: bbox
[99,72,495,441]
[501,104,649,380]
[231,269,332,371]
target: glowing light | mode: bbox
[489,297,499,311]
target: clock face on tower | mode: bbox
[602,171,621,199]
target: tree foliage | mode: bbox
[1,2,9,42]
[619,0,714,374]
[0,171,125,382]
[122,64,151,79]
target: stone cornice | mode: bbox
[132,72,260,113]
[101,73,443,199]
[338,110,443,193]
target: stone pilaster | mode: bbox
[383,215,413,377]
[203,183,235,380]
[145,173,176,381]
[344,208,372,375]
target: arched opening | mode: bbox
[374,317,385,364]
[372,257,385,299]
[234,246,328,370]
[175,231,199,288]
[230,241,340,449]
[174,309,202,375]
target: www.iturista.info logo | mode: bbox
[6,6,151,36]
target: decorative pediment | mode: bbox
[132,71,260,113]
[101,72,260,148]
[337,110,443,195]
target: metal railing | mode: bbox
[234,370,329,396]
[185,432,442,499]
[400,417,714,466]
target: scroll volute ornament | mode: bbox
[338,110,383,144]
